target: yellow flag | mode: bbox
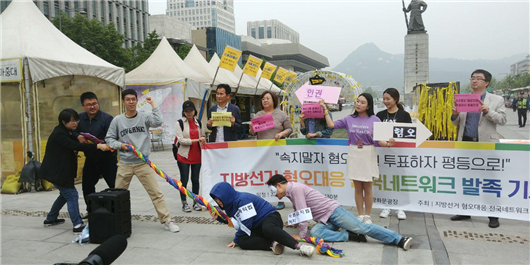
[273,67,289,83]
[243,55,263,78]
[261,62,277,80]
[284,71,297,84]
[219,46,242,72]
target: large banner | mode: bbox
[127,83,184,143]
[202,139,530,221]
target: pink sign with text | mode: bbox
[295,82,341,104]
[455,94,481,112]
[251,113,275,132]
[302,103,324,118]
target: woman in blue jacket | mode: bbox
[209,182,315,257]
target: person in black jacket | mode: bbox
[207,84,242,142]
[41,109,109,233]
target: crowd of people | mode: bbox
[40,69,508,257]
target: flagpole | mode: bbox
[254,76,262,95]
[199,67,220,120]
[234,72,244,97]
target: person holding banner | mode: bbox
[207,84,242,142]
[376,88,412,220]
[320,94,395,225]
[209,182,316,257]
[450,69,506,228]
[266,175,413,250]
[250,91,293,210]
[175,101,207,212]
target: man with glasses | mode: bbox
[450,69,506,228]
[74,92,117,219]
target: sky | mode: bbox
[149,0,530,68]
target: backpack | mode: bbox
[172,119,202,160]
[19,152,44,192]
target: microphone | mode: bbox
[79,235,128,265]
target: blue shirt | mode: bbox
[463,93,486,138]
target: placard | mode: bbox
[295,82,341,104]
[287,208,313,225]
[251,114,275,132]
[302,103,324,118]
[455,94,481,112]
[212,112,232,127]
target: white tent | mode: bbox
[184,45,233,87]
[126,37,210,99]
[207,53,244,89]
[232,64,282,95]
[255,68,282,95]
[0,0,124,86]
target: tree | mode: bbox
[176,44,191,60]
[52,13,132,71]
[129,30,161,70]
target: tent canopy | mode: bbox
[126,37,209,84]
[0,0,124,86]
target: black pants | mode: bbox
[177,162,201,202]
[82,155,117,210]
[518,109,527,127]
[238,212,299,250]
[460,136,498,222]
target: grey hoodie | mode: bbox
[105,108,162,164]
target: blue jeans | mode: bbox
[46,183,82,227]
[310,206,401,244]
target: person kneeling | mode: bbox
[266,174,413,250]
[209,182,315,257]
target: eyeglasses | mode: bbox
[67,120,79,124]
[124,98,137,102]
[84,102,99,107]
[470,77,486,81]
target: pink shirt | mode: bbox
[286,182,341,238]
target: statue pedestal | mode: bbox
[403,32,429,106]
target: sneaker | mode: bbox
[163,220,180,233]
[276,202,285,210]
[357,215,365,222]
[398,236,413,251]
[488,218,500,228]
[80,212,89,219]
[299,244,315,257]
[73,223,86,233]
[397,210,407,220]
[193,202,203,211]
[271,241,284,255]
[450,215,471,221]
[348,231,367,242]
[380,208,391,218]
[363,215,373,224]
[43,218,65,227]
[182,203,192,213]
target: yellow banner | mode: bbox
[284,71,297,84]
[243,55,262,78]
[219,46,242,72]
[261,62,277,80]
[212,112,232,127]
[273,67,289,84]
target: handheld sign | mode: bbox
[219,46,242,72]
[287,208,313,226]
[455,94,481,112]
[373,120,432,147]
[295,82,341,104]
[251,113,275,132]
[212,112,232,127]
[302,103,324,118]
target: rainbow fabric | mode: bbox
[299,237,344,258]
[80,132,115,151]
[125,144,233,227]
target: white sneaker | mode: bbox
[163,220,180,233]
[357,215,365,222]
[380,208,391,218]
[397,210,407,220]
[363,215,373,224]
[271,241,284,255]
[299,244,315,258]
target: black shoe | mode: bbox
[450,215,471,221]
[398,236,413,251]
[488,218,500,228]
[43,219,65,227]
[348,231,367,242]
[73,223,86,233]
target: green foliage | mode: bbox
[363,87,379,98]
[52,13,132,71]
[176,45,191,60]
[129,30,161,70]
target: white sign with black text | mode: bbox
[287,207,313,225]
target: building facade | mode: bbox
[150,14,193,43]
[511,55,530,75]
[247,19,299,43]
[192,27,241,61]
[166,0,235,34]
[1,0,149,48]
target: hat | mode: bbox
[182,100,196,112]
